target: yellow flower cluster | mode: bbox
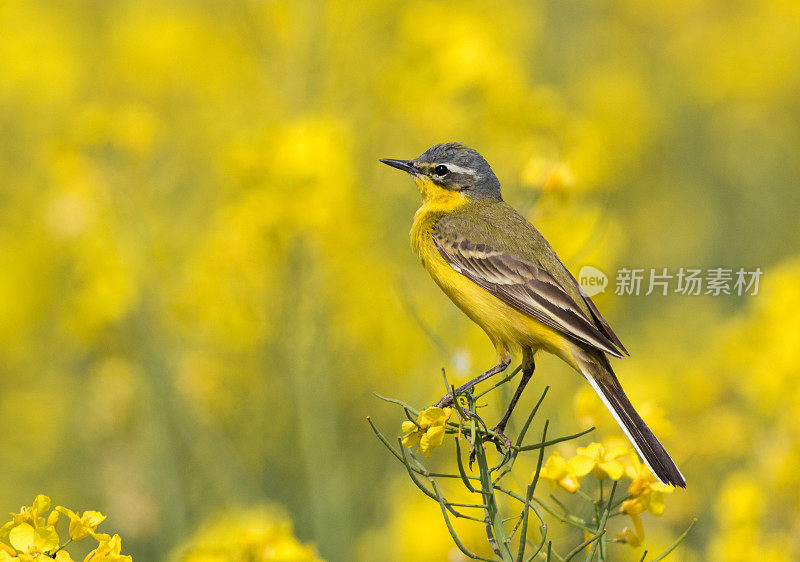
[171,507,321,562]
[539,442,629,493]
[621,456,674,517]
[539,444,675,548]
[0,495,128,561]
[617,455,675,547]
[401,407,454,458]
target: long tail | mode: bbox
[582,357,686,488]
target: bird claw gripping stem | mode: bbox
[491,426,513,460]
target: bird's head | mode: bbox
[381,143,502,203]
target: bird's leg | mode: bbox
[435,353,512,468]
[435,355,511,408]
[492,352,535,454]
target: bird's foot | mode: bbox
[456,403,489,434]
[491,425,513,464]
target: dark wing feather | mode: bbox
[433,233,626,359]
[581,290,629,356]
[561,268,630,356]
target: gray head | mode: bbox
[381,143,502,200]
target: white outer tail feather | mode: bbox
[584,374,685,486]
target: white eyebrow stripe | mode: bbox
[441,163,477,176]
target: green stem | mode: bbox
[455,437,477,492]
[525,530,548,562]
[472,407,514,561]
[51,538,72,556]
[586,481,617,562]
[517,421,548,562]
[427,476,497,562]
[518,427,595,451]
[564,531,605,562]
[650,518,697,561]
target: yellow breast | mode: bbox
[410,179,570,359]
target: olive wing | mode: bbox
[433,232,626,358]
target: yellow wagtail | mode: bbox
[381,143,685,487]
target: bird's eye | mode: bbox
[434,165,449,176]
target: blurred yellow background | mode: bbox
[1,0,799,560]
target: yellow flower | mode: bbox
[621,454,674,516]
[0,496,49,534]
[0,496,114,562]
[401,407,453,457]
[572,442,628,481]
[9,524,57,555]
[539,452,592,493]
[0,496,59,555]
[617,512,645,548]
[84,533,130,562]
[55,508,106,541]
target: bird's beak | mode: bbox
[380,158,417,175]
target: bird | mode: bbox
[380,142,685,487]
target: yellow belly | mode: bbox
[411,199,573,362]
